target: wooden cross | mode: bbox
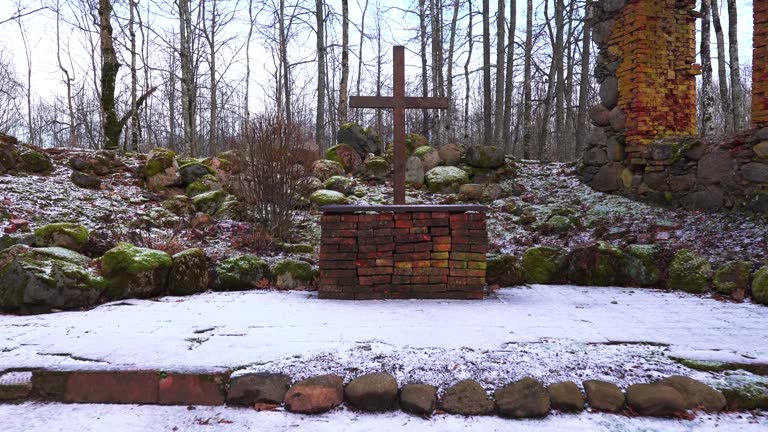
[350,46,449,205]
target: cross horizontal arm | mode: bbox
[349,96,449,109]
[349,96,394,109]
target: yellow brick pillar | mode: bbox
[610,0,699,161]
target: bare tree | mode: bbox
[338,0,349,126]
[492,0,505,146]
[522,0,533,158]
[99,0,121,150]
[482,0,491,145]
[315,0,326,147]
[711,0,733,133]
[726,0,743,131]
[699,0,715,136]
[502,0,516,151]
[574,0,591,154]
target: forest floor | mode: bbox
[2,150,766,270]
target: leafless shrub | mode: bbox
[105,224,189,256]
[229,115,314,240]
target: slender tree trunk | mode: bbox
[338,0,349,126]
[446,0,460,142]
[355,0,369,125]
[492,0,505,147]
[178,0,197,155]
[711,0,733,133]
[726,0,743,131]
[246,0,254,121]
[430,0,443,145]
[575,0,592,156]
[522,0,533,158]
[279,0,292,124]
[700,0,715,136]
[206,0,219,154]
[419,0,430,137]
[99,0,120,150]
[129,0,138,151]
[482,0,492,145]
[553,0,565,159]
[463,2,474,140]
[18,14,34,144]
[315,0,325,147]
[502,0,516,151]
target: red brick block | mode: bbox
[64,371,159,404]
[414,218,449,227]
[470,244,489,253]
[433,236,451,244]
[450,252,485,261]
[323,229,358,237]
[431,212,450,218]
[395,234,431,244]
[392,275,412,284]
[408,227,430,234]
[358,244,377,252]
[359,220,394,229]
[319,292,355,300]
[323,222,357,230]
[358,251,393,259]
[413,242,433,252]
[358,267,392,276]
[395,220,413,229]
[377,243,396,252]
[394,213,412,220]
[394,252,431,261]
[412,268,449,276]
[433,243,452,252]
[429,275,448,284]
[396,244,415,253]
[412,260,432,268]
[319,261,357,270]
[448,276,486,285]
[359,275,392,285]
[394,268,414,276]
[158,373,227,406]
[449,268,486,277]
[321,214,340,223]
[359,236,392,245]
[413,212,431,219]
[452,243,473,252]
[320,269,357,278]
[449,213,469,222]
[319,252,357,260]
[465,292,485,300]
[432,260,449,268]
[468,213,486,221]
[340,214,359,222]
[322,237,356,246]
[430,227,450,236]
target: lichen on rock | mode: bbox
[101,242,172,299]
[34,223,89,252]
[213,255,271,291]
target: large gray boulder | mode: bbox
[465,145,505,169]
[0,245,105,314]
[336,122,382,157]
[439,379,494,415]
[425,166,470,193]
[344,372,398,412]
[495,377,550,418]
[101,243,172,300]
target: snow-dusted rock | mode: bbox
[284,374,343,414]
[495,377,550,418]
[344,372,398,412]
[101,243,172,299]
[399,384,437,415]
[144,148,179,189]
[547,381,584,412]
[583,380,625,413]
[227,373,291,406]
[439,379,494,416]
[168,248,209,296]
[424,166,469,193]
[625,384,686,417]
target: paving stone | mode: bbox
[439,379,494,416]
[226,373,292,406]
[400,383,437,416]
[158,373,227,406]
[494,377,550,418]
[547,381,585,412]
[583,380,625,413]
[284,374,343,414]
[344,372,398,412]
[65,371,159,404]
[0,371,32,401]
[626,383,686,417]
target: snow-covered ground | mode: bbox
[2,403,767,432]
[1,286,766,389]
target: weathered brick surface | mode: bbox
[158,373,228,406]
[319,210,487,299]
[754,2,768,127]
[611,0,698,152]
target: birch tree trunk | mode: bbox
[493,0,505,146]
[482,0,492,146]
[711,0,733,133]
[699,0,715,136]
[502,0,516,151]
[315,0,325,147]
[726,0,743,131]
[338,0,349,126]
[522,0,533,159]
[178,0,197,155]
[446,0,460,142]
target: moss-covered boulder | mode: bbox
[0,232,35,251]
[465,145,505,169]
[0,245,105,314]
[311,159,345,181]
[486,254,524,287]
[34,223,89,252]
[625,244,661,287]
[178,162,213,186]
[566,242,628,286]
[337,122,382,157]
[713,261,753,295]
[403,133,428,155]
[17,146,53,173]
[213,196,245,220]
[186,174,221,197]
[213,255,271,291]
[0,141,18,173]
[323,176,354,195]
[325,144,363,174]
[752,266,768,305]
[521,246,567,284]
[273,259,316,289]
[101,243,172,299]
[192,189,230,215]
[162,195,193,216]
[309,189,349,206]
[667,249,712,293]
[144,148,179,189]
[413,146,441,172]
[168,248,209,296]
[720,382,768,410]
[363,156,391,180]
[547,215,575,234]
[424,166,470,193]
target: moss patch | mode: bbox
[625,244,661,287]
[280,243,315,254]
[713,260,753,295]
[273,259,316,289]
[667,249,711,293]
[521,246,567,284]
[214,255,271,291]
[145,148,176,178]
[752,266,768,305]
[34,223,89,252]
[486,254,523,287]
[17,147,53,173]
[309,189,349,206]
[102,243,172,277]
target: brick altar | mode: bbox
[319,205,488,300]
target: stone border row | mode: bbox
[1,369,763,417]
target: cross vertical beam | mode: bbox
[392,46,406,204]
[349,46,449,205]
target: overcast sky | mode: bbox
[0,0,756,104]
